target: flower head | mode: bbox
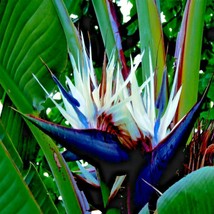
[35,38,182,152]
[30,38,210,210]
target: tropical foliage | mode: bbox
[0,0,213,213]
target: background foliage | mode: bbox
[0,0,213,213]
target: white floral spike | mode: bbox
[157,49,182,142]
[158,86,182,142]
[148,50,156,127]
[35,36,183,152]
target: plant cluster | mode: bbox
[0,0,213,213]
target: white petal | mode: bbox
[158,86,182,141]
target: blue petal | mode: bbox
[25,115,129,164]
[155,70,167,113]
[154,70,167,144]
[51,73,88,128]
[52,74,80,107]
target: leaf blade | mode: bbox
[157,167,214,214]
[0,141,41,214]
[25,163,59,214]
[135,0,165,95]
[175,0,207,121]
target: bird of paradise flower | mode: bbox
[25,37,209,211]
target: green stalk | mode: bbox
[135,0,165,97]
[28,123,83,213]
[91,0,118,60]
[176,0,207,121]
[52,0,82,62]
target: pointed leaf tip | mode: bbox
[52,72,80,108]
[40,57,80,107]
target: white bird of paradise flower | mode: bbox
[34,37,182,153]
[29,36,210,211]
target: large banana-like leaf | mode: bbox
[0,1,85,213]
[140,167,214,214]
[91,0,116,59]
[0,141,41,213]
[0,0,67,109]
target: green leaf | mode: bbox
[27,123,84,213]
[158,167,214,214]
[139,203,150,214]
[0,1,84,213]
[135,0,165,96]
[63,0,84,16]
[0,99,38,168]
[0,119,23,170]
[52,0,82,65]
[91,0,118,60]
[25,163,59,214]
[175,0,207,121]
[98,175,120,214]
[91,0,129,78]
[0,0,67,109]
[140,167,214,214]
[0,140,41,213]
